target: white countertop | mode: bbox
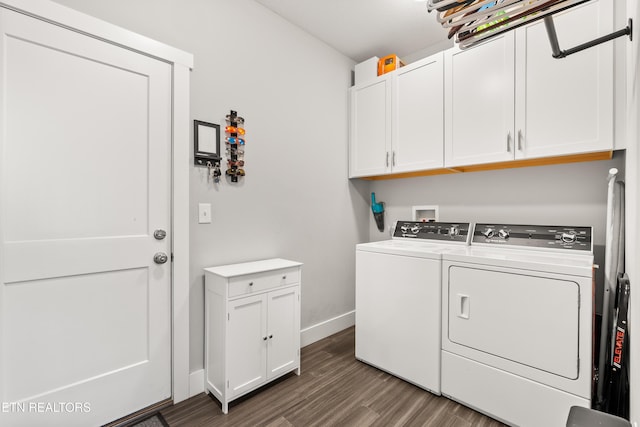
[204,258,302,278]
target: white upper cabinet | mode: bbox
[445,0,613,168]
[514,0,613,160]
[445,34,515,167]
[349,78,390,177]
[392,53,444,173]
[349,52,444,177]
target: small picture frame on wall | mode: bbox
[194,120,220,165]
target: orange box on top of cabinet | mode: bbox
[377,54,405,76]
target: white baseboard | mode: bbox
[189,369,205,397]
[301,310,355,347]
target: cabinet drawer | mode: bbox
[229,268,299,297]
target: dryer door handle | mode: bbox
[457,294,470,319]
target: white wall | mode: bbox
[52,0,369,373]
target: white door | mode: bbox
[444,34,515,167]
[0,8,172,427]
[228,294,268,398]
[267,286,300,379]
[393,52,444,173]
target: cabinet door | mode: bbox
[445,34,516,167]
[349,78,391,177]
[514,0,613,159]
[392,52,444,173]
[266,286,300,379]
[228,294,267,398]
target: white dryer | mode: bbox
[441,223,594,427]
[356,221,471,394]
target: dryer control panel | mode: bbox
[393,221,471,243]
[473,223,593,252]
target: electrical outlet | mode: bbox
[198,203,211,224]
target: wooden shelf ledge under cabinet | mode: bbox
[359,151,614,181]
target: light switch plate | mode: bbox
[198,203,212,224]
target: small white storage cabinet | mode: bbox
[204,258,302,413]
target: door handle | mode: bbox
[506,132,512,153]
[517,130,523,151]
[457,294,470,319]
[154,252,168,264]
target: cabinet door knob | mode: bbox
[249,282,254,286]
[282,275,287,280]
[269,335,273,339]
[263,336,267,341]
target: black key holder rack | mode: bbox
[193,120,222,183]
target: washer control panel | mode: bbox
[393,221,471,243]
[472,223,592,252]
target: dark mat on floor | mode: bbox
[130,414,168,427]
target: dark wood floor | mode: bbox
[159,327,506,426]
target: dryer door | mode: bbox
[446,265,580,379]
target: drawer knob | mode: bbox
[249,282,254,286]
[282,275,287,280]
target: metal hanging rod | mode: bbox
[427,0,633,56]
[544,16,633,59]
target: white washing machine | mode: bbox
[441,223,594,427]
[355,221,471,394]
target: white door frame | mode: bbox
[626,1,639,424]
[0,0,193,405]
